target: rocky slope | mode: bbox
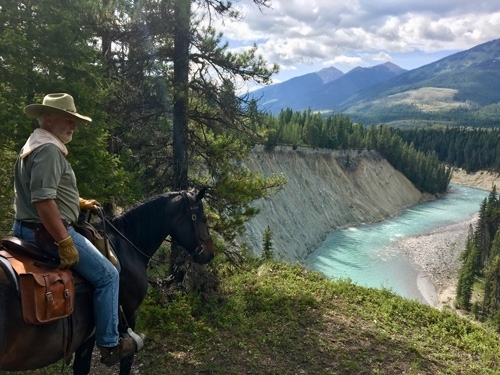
[241,146,423,261]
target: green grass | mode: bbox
[7,260,500,374]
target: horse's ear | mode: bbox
[196,188,207,201]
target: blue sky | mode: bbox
[209,0,500,91]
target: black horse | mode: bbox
[0,189,214,374]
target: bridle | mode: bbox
[180,191,211,256]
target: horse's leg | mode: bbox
[0,286,7,370]
[72,283,97,375]
[117,267,149,375]
[72,334,95,375]
[118,312,137,375]
[119,354,134,375]
[0,268,12,370]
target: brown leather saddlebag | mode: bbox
[19,270,74,324]
[0,248,74,325]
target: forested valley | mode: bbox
[347,101,500,128]
[259,106,500,333]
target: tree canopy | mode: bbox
[0,0,285,248]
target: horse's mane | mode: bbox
[111,191,183,229]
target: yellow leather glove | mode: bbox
[79,197,101,211]
[56,236,79,269]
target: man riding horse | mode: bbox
[12,93,144,367]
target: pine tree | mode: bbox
[0,0,134,205]
[476,199,491,269]
[484,254,500,319]
[456,225,479,310]
[261,226,274,261]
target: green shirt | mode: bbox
[14,143,80,224]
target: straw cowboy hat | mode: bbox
[24,93,92,122]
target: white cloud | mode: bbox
[210,0,500,82]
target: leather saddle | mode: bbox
[1,236,60,269]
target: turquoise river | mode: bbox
[304,183,489,303]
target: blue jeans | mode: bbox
[13,221,120,347]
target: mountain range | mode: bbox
[250,38,500,126]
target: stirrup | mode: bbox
[124,328,145,351]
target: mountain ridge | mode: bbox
[339,38,500,111]
[251,62,406,114]
[250,38,500,126]
[255,66,345,112]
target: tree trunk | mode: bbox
[172,0,190,191]
[171,0,191,282]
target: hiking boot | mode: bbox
[99,337,138,367]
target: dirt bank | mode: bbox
[242,146,423,261]
[451,168,500,191]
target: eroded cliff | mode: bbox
[241,145,423,262]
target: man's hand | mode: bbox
[56,236,79,268]
[79,197,101,211]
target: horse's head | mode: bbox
[172,188,214,264]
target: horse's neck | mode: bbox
[114,195,178,258]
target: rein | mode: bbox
[101,214,159,264]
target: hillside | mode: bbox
[340,38,500,126]
[451,168,500,191]
[345,87,463,114]
[240,146,423,261]
[29,261,500,375]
